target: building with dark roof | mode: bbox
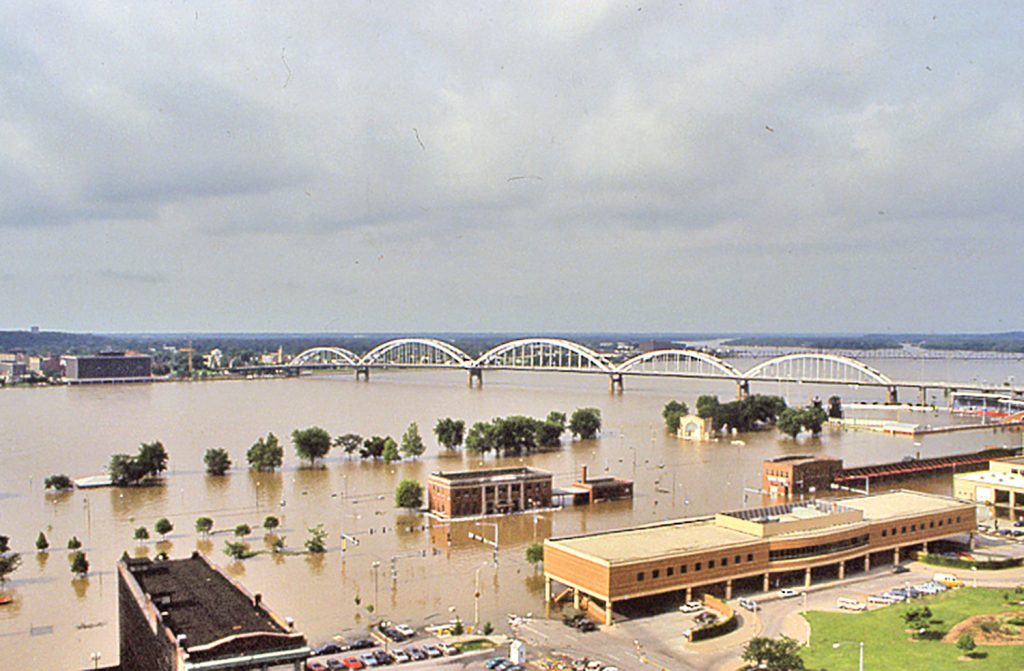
[117,552,309,671]
[762,454,844,498]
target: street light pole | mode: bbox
[832,640,864,671]
[372,561,380,614]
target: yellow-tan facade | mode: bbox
[544,490,975,625]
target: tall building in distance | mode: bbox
[63,352,152,384]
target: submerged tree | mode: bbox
[204,448,232,476]
[292,427,332,467]
[433,418,465,451]
[247,433,284,472]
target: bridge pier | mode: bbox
[355,366,370,381]
[468,368,483,388]
[886,386,899,404]
[608,373,624,394]
[917,386,928,406]
[736,380,750,400]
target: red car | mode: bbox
[305,662,327,671]
[341,658,364,670]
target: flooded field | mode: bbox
[1,357,1023,668]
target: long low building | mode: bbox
[543,490,975,625]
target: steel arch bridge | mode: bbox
[744,352,893,386]
[269,337,1022,401]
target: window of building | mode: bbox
[735,554,742,564]
[892,527,897,536]
[681,564,687,574]
[929,521,935,528]
[901,526,906,534]
[747,553,754,562]
[667,567,674,577]
[956,516,961,523]
[938,520,943,527]
[911,524,916,532]
[882,529,887,537]
[652,569,660,579]
[637,571,645,582]
[708,559,715,569]
[721,557,728,567]
[695,562,702,572]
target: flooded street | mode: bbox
[2,357,1023,668]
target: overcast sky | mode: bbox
[1,2,1022,333]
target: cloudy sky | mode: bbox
[1,2,1022,333]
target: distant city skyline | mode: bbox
[1,3,1022,333]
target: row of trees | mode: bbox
[776,406,829,438]
[664,394,837,438]
[463,408,601,457]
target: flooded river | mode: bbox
[2,357,1023,667]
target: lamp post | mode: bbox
[372,561,381,614]
[473,563,488,631]
[89,652,101,670]
[832,640,864,671]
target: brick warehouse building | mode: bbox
[118,553,309,671]
[428,467,552,519]
[762,455,844,498]
[544,490,974,625]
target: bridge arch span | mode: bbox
[289,346,361,367]
[359,338,472,367]
[744,352,893,385]
[474,338,612,372]
[615,349,742,378]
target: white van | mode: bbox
[868,594,896,605]
[836,597,866,611]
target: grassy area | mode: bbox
[455,638,496,652]
[801,588,1024,670]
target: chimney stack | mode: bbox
[254,593,262,608]
[580,465,588,483]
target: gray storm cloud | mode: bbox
[0,2,1021,332]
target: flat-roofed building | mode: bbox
[762,455,844,498]
[428,467,552,519]
[544,490,974,625]
[567,465,633,504]
[64,352,152,384]
[117,552,309,671]
[954,457,1024,523]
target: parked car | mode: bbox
[407,647,427,661]
[391,649,410,664]
[341,658,364,670]
[357,652,379,667]
[348,638,375,651]
[679,601,704,613]
[313,643,344,656]
[836,597,866,611]
[326,660,346,671]
[485,658,510,670]
[738,598,757,611]
[892,564,910,574]
[306,662,328,671]
[439,642,460,655]
[576,619,598,632]
[394,623,415,638]
[778,588,798,599]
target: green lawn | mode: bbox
[801,588,1024,670]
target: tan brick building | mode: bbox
[544,490,975,625]
[428,467,552,519]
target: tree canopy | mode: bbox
[695,394,787,433]
[662,400,689,432]
[777,406,829,438]
[382,437,401,463]
[395,479,424,509]
[204,448,232,476]
[569,407,602,440]
[292,426,332,466]
[360,436,388,460]
[195,517,214,535]
[44,474,74,491]
[741,636,805,671]
[154,518,174,538]
[525,542,544,565]
[434,418,465,450]
[334,433,363,458]
[305,524,328,553]
[0,552,22,584]
[109,441,169,486]
[247,433,284,472]
[400,423,426,459]
[70,551,89,577]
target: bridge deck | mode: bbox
[835,447,1021,482]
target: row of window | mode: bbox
[768,534,869,562]
[879,515,961,538]
[637,552,757,582]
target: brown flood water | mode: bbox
[2,357,1023,668]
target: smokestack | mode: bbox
[254,593,262,608]
[580,465,588,483]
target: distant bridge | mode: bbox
[235,337,1024,403]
